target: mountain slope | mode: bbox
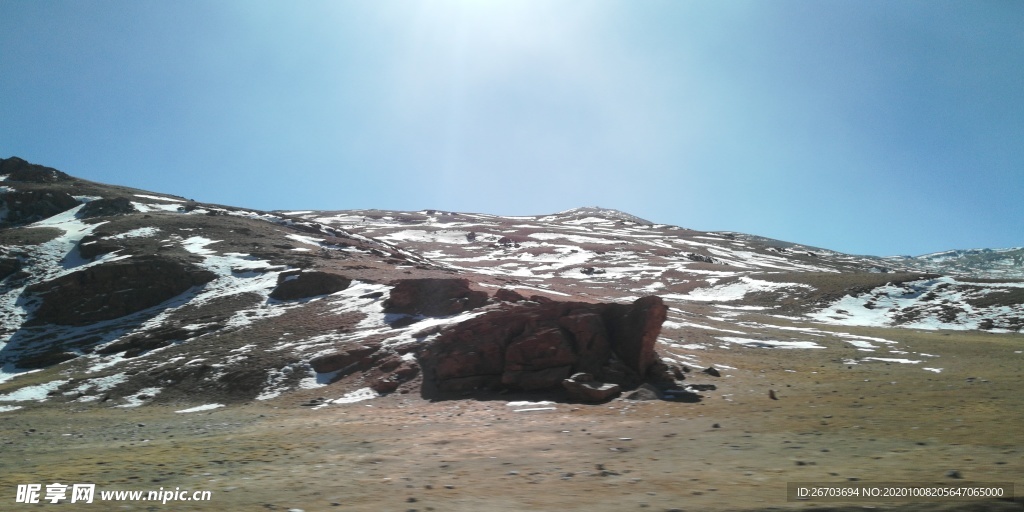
[0,156,1021,411]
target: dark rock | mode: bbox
[646,361,684,389]
[96,326,192,357]
[370,378,401,393]
[494,288,526,302]
[686,383,717,391]
[662,388,702,402]
[563,372,621,403]
[625,383,661,401]
[392,362,420,380]
[24,256,216,326]
[77,234,123,260]
[309,345,380,373]
[387,315,421,328]
[0,257,22,281]
[269,271,351,300]
[78,197,137,218]
[604,296,668,376]
[383,278,488,316]
[529,295,554,304]
[496,236,520,248]
[378,357,402,372]
[702,366,721,377]
[686,253,717,264]
[671,365,687,380]
[419,296,669,393]
[0,157,72,182]
[1,190,80,225]
[359,291,384,299]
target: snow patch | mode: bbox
[176,404,225,413]
[716,337,824,349]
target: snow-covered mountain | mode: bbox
[882,247,1024,279]
[0,156,1021,410]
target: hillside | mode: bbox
[0,157,1021,511]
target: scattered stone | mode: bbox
[769,389,778,400]
[702,366,721,377]
[945,469,962,479]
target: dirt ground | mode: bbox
[2,321,1021,511]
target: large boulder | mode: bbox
[418,296,669,393]
[24,256,216,326]
[383,278,488,316]
[78,197,137,218]
[269,271,351,301]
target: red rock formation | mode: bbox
[418,296,669,393]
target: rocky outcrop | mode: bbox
[310,344,380,373]
[24,256,216,326]
[0,157,72,183]
[383,278,488,316]
[269,271,351,301]
[78,197,137,218]
[1,190,80,225]
[418,296,671,393]
[77,234,123,260]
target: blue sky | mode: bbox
[1,0,1021,257]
